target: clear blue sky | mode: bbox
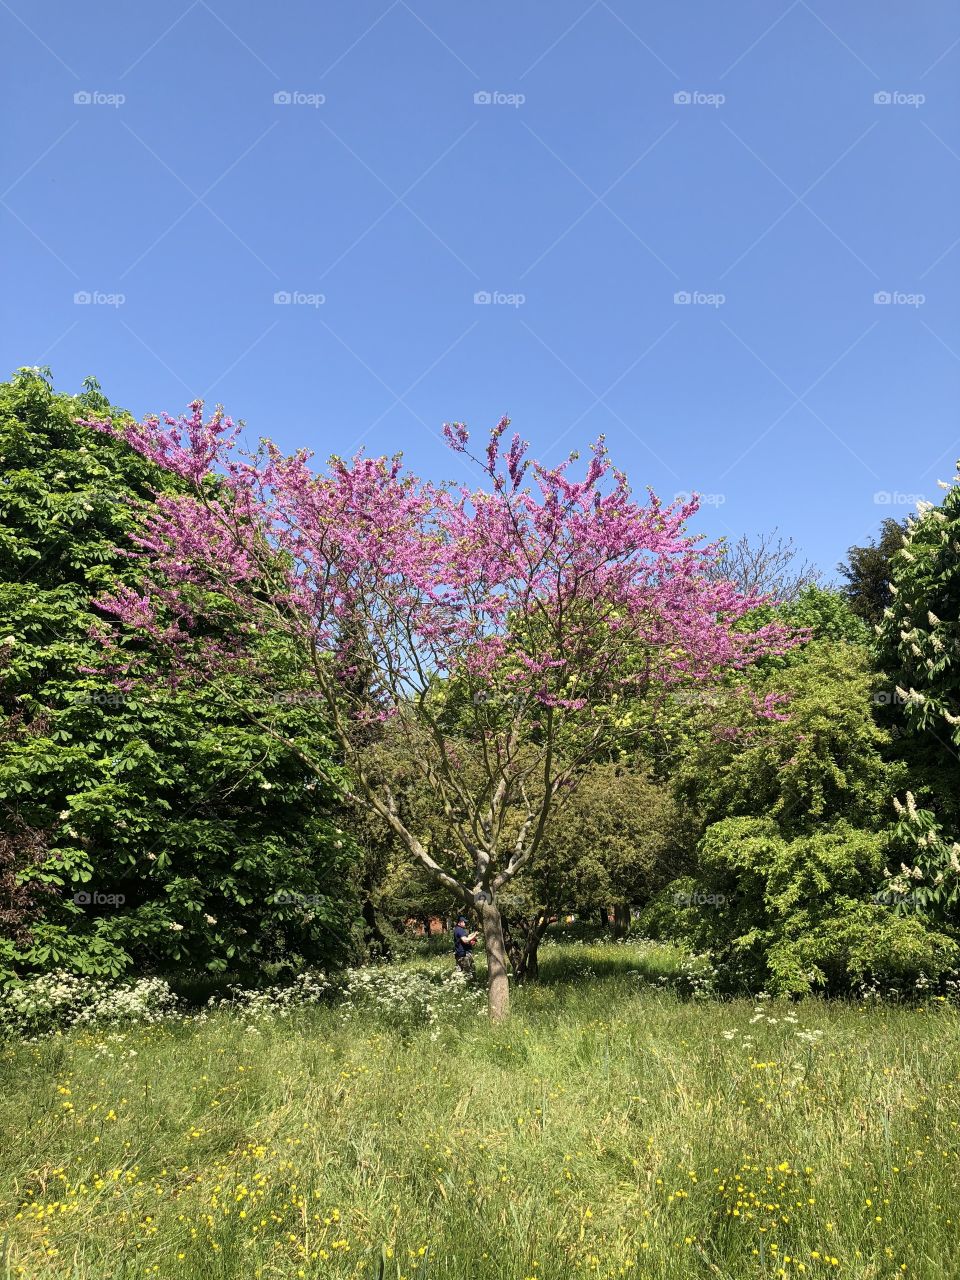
[3,1,959,575]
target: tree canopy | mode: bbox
[0,369,357,982]
[82,401,798,1017]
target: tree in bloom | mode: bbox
[876,464,960,923]
[85,402,797,1019]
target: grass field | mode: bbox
[2,938,959,1280]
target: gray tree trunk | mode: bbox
[481,900,510,1021]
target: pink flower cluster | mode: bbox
[82,406,799,718]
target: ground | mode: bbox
[1,938,959,1279]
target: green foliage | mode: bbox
[885,793,960,921]
[664,584,956,991]
[634,589,868,777]
[676,637,901,838]
[630,874,702,942]
[521,764,680,913]
[838,516,908,626]
[876,469,960,921]
[745,584,872,664]
[0,369,358,981]
[681,817,958,994]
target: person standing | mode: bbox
[452,914,478,975]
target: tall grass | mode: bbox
[1,939,958,1279]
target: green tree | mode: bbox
[876,471,960,922]
[0,369,357,982]
[500,764,681,978]
[675,637,899,838]
[690,817,957,994]
[838,517,908,627]
[648,590,959,993]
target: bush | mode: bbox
[631,876,701,944]
[0,961,484,1039]
[683,817,959,995]
[0,368,359,983]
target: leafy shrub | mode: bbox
[631,876,701,944]
[688,817,959,994]
[875,468,960,924]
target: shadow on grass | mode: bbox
[402,924,688,995]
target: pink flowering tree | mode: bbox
[85,402,796,1019]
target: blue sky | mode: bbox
[3,0,959,575]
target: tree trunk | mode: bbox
[517,914,548,983]
[500,909,549,986]
[481,900,510,1021]
[598,907,609,929]
[361,892,391,959]
[613,903,631,938]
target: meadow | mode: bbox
[1,938,959,1280]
